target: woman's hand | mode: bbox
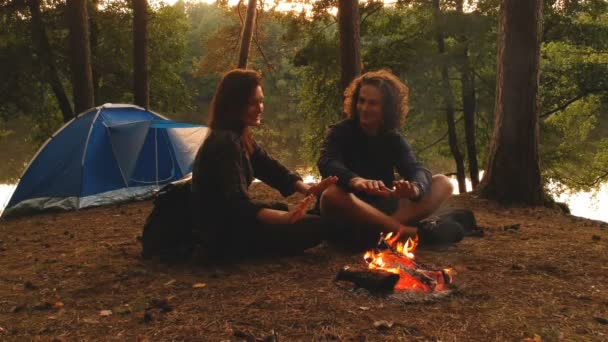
[305,176,338,196]
[287,194,316,224]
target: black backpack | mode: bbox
[140,177,195,261]
[415,207,484,245]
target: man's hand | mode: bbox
[393,180,420,200]
[386,225,419,245]
[349,177,393,197]
[306,176,338,196]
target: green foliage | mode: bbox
[94,0,191,115]
[289,19,342,166]
[539,6,608,191]
[541,96,607,191]
[149,3,191,115]
[1,0,608,193]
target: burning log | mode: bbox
[336,231,455,294]
[336,267,400,292]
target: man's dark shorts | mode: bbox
[324,192,400,251]
[355,192,399,215]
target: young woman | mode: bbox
[192,69,336,257]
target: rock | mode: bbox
[503,224,521,231]
[33,302,53,311]
[594,317,608,325]
[9,305,24,313]
[511,263,525,270]
[143,311,153,323]
[147,298,172,313]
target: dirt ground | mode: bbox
[0,183,607,341]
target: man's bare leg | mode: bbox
[391,174,454,224]
[319,185,417,237]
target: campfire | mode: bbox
[337,232,454,295]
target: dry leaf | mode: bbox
[82,318,100,324]
[522,334,542,342]
[53,301,64,309]
[99,310,112,317]
[192,283,207,289]
[359,306,370,311]
[373,320,394,329]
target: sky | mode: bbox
[157,0,315,13]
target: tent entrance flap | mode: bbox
[107,120,152,187]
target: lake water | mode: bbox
[448,176,608,223]
[0,184,16,217]
[1,179,606,222]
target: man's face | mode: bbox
[243,85,264,127]
[356,84,384,136]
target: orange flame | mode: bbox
[363,232,452,293]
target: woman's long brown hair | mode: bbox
[208,69,262,154]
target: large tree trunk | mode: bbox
[454,0,481,189]
[477,0,544,205]
[89,0,101,102]
[133,0,149,109]
[237,0,257,69]
[27,0,74,122]
[67,0,95,114]
[432,0,466,193]
[338,0,361,91]
[461,44,479,189]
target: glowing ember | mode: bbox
[363,232,453,293]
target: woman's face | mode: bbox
[243,85,264,127]
[356,84,384,136]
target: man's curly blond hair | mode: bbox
[343,69,409,131]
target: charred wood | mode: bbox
[335,267,399,292]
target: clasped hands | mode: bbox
[349,177,420,200]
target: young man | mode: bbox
[317,70,463,249]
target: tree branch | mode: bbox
[540,89,607,119]
[415,116,463,154]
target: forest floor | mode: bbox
[0,183,607,341]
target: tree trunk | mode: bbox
[477,0,544,205]
[338,0,361,91]
[27,0,74,122]
[432,0,466,193]
[461,45,479,189]
[67,0,95,114]
[133,0,149,109]
[89,0,101,102]
[237,0,257,69]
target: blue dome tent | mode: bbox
[2,104,208,217]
